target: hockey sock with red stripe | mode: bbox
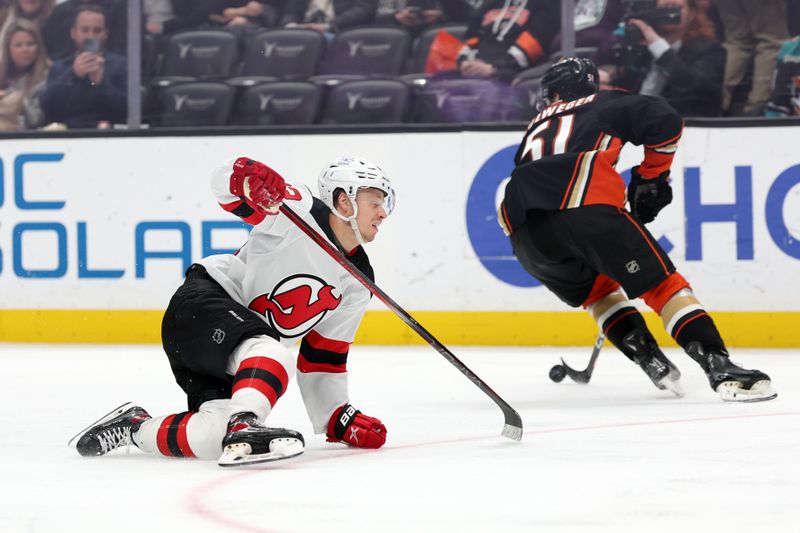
[600,307,654,362]
[229,356,289,420]
[589,290,656,362]
[669,311,726,353]
[660,289,726,353]
[155,412,196,458]
[131,412,198,458]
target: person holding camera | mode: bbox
[596,0,725,117]
[39,4,126,128]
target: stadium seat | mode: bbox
[413,78,504,123]
[152,82,235,127]
[160,30,240,79]
[242,28,326,79]
[231,82,322,126]
[320,79,410,124]
[320,27,411,77]
[143,76,196,123]
[406,24,468,75]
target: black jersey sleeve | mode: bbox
[595,91,682,147]
[595,91,683,178]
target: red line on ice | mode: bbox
[186,410,799,532]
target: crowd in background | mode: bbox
[0,0,798,130]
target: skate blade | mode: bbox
[717,380,778,403]
[218,438,304,467]
[68,402,134,448]
[661,371,684,398]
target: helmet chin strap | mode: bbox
[332,195,366,248]
[349,216,366,248]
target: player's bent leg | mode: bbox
[586,285,682,396]
[646,279,777,402]
[219,335,304,466]
[69,402,152,457]
[132,399,230,459]
[226,335,295,419]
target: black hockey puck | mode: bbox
[549,364,567,383]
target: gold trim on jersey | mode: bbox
[567,150,598,208]
[650,141,678,154]
[497,203,512,236]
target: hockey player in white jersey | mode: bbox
[70,155,395,466]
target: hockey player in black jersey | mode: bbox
[70,156,394,465]
[500,56,776,402]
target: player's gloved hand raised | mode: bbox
[230,157,287,213]
[628,166,672,224]
[326,403,386,449]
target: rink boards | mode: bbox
[0,125,798,346]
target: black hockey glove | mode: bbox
[627,167,672,224]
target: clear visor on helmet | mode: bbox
[354,184,396,216]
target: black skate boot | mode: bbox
[622,329,683,397]
[685,342,777,402]
[69,402,151,457]
[218,412,305,467]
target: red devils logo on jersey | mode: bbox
[249,274,342,338]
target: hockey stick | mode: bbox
[280,204,523,441]
[549,333,605,384]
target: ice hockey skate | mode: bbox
[622,330,683,397]
[69,402,151,457]
[685,342,777,402]
[218,412,305,467]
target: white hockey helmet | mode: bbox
[318,156,396,220]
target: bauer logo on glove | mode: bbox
[326,403,386,449]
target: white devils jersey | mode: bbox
[199,190,371,347]
[198,159,373,433]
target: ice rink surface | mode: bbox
[1,343,798,533]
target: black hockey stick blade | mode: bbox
[280,204,523,441]
[560,333,605,384]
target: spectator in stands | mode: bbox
[281,0,376,35]
[715,0,789,115]
[694,0,723,41]
[596,0,725,117]
[456,0,560,82]
[0,0,55,61]
[144,1,218,37]
[40,4,126,128]
[549,0,623,53]
[0,19,49,130]
[208,1,284,29]
[42,0,127,60]
[764,36,800,117]
[375,0,469,37]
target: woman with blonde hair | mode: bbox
[0,18,51,130]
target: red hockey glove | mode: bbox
[230,157,287,213]
[326,404,386,449]
[628,166,672,224]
